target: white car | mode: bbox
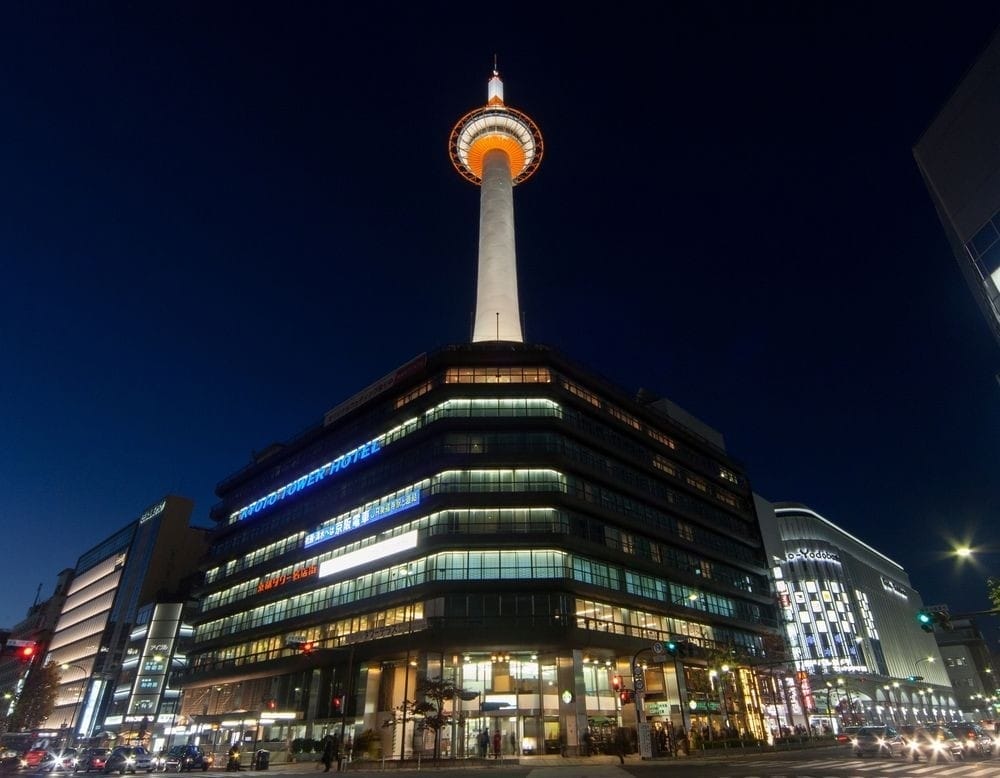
[103,747,153,774]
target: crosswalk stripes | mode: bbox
[714,757,1000,777]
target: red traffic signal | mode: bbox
[619,690,633,705]
[332,695,343,712]
[286,638,316,654]
[1,640,38,661]
[611,675,622,692]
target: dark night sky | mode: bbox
[2,3,999,636]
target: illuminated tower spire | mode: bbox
[450,68,543,342]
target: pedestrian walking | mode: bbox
[321,735,335,772]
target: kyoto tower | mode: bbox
[450,68,543,342]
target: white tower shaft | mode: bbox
[473,148,523,342]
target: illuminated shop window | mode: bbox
[562,380,601,407]
[197,541,760,645]
[685,475,708,493]
[715,490,738,508]
[434,468,567,493]
[718,467,738,484]
[395,380,434,409]
[647,428,677,450]
[444,366,552,384]
[607,405,641,431]
[426,397,561,420]
[652,455,676,476]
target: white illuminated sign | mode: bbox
[782,548,840,564]
[318,531,418,579]
[881,576,908,599]
[139,500,167,524]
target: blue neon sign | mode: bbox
[304,487,421,549]
[232,437,383,522]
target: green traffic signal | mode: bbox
[916,609,951,632]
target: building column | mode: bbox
[473,149,522,342]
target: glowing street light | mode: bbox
[948,541,1000,576]
[915,656,935,677]
[60,663,89,739]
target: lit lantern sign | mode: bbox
[304,488,421,550]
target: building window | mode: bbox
[395,379,434,409]
[444,366,552,384]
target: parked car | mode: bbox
[948,722,994,757]
[40,749,79,771]
[163,747,212,772]
[852,725,905,758]
[76,749,111,773]
[22,749,51,769]
[103,748,153,775]
[901,725,964,761]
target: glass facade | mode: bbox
[181,346,777,759]
[762,501,960,731]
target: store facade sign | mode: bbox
[232,437,383,522]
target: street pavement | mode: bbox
[15,747,1000,778]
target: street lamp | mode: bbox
[914,656,935,678]
[60,663,90,742]
[948,541,999,575]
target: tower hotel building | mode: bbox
[180,72,779,757]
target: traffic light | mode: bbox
[286,638,316,654]
[611,675,622,693]
[916,609,951,632]
[664,640,688,657]
[332,695,343,712]
[619,690,633,705]
[0,639,37,661]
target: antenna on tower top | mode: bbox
[493,53,498,76]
